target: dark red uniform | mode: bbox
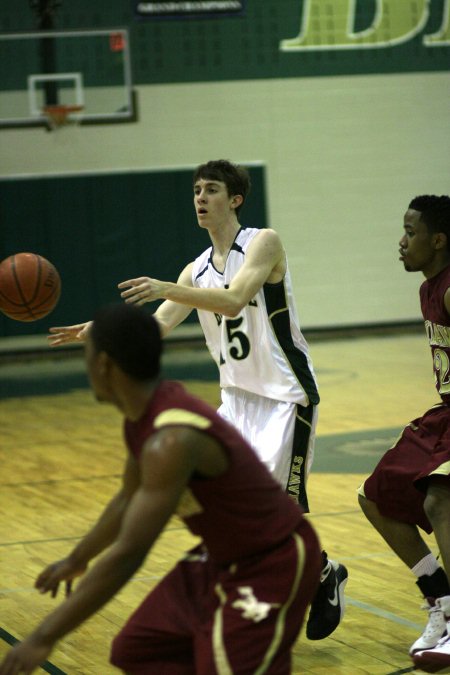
[362,266,450,533]
[110,380,321,674]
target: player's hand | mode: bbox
[35,557,87,598]
[47,321,92,347]
[118,277,165,305]
[0,636,53,675]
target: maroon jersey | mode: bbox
[420,266,450,404]
[124,380,304,564]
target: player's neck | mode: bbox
[423,257,450,280]
[117,378,159,421]
[208,218,241,256]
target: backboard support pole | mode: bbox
[29,1,62,107]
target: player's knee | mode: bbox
[423,484,450,526]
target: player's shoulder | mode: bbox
[248,227,284,252]
[257,227,281,241]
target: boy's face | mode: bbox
[399,208,438,273]
[193,178,241,228]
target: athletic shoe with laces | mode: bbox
[409,599,447,655]
[306,551,348,640]
[413,633,450,672]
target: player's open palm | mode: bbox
[118,277,163,305]
[47,321,92,346]
[0,637,53,674]
[35,557,87,598]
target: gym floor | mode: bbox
[0,326,439,673]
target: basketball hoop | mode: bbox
[42,104,84,131]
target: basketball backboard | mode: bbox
[0,29,136,128]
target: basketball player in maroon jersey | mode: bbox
[0,303,321,675]
[358,195,450,670]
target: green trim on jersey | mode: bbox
[264,282,320,406]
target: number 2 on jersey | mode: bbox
[434,347,450,395]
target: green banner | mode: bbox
[0,1,448,86]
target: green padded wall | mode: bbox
[0,165,267,336]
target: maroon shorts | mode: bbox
[362,404,450,533]
[110,519,321,675]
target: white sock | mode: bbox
[411,554,440,578]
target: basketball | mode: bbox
[0,252,61,322]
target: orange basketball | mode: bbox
[0,252,61,322]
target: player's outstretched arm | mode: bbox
[35,454,140,601]
[47,321,92,347]
[35,557,87,599]
[0,635,53,675]
[120,229,285,317]
[118,262,194,307]
[0,429,195,675]
[119,262,194,336]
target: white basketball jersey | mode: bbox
[191,227,319,406]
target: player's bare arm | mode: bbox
[47,261,195,346]
[118,262,194,336]
[152,263,195,336]
[35,453,140,599]
[0,430,196,675]
[444,287,450,315]
[119,229,285,318]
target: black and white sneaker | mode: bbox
[306,552,348,640]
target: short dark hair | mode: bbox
[409,195,450,250]
[91,303,162,381]
[193,160,251,215]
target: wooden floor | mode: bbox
[0,331,441,674]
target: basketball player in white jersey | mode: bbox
[49,159,348,640]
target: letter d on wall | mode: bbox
[280,0,430,50]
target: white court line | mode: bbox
[346,597,423,630]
